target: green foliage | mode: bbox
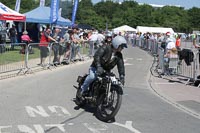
[2,0,200,32]
[20,0,40,13]
[1,0,39,13]
[188,7,200,31]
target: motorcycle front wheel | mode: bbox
[75,88,86,107]
[95,86,122,122]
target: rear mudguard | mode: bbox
[111,84,123,95]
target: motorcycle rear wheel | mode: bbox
[95,86,122,122]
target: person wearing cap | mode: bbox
[164,32,176,51]
[20,31,31,54]
[21,31,31,43]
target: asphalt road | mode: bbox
[0,46,200,133]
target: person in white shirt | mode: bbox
[97,30,105,46]
[88,30,98,57]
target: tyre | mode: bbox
[95,86,122,122]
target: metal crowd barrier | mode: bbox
[138,37,200,87]
[0,42,27,77]
[0,41,89,79]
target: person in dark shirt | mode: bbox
[8,24,17,50]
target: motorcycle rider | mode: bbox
[78,35,127,98]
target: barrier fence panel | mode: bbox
[157,46,165,73]
[2,37,199,85]
[0,43,27,76]
[147,39,151,51]
[138,37,200,87]
[192,49,200,82]
[136,38,140,47]
[26,43,44,71]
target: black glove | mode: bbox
[96,66,104,76]
[120,75,125,85]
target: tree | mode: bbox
[0,0,39,13]
[188,7,200,31]
[2,0,200,32]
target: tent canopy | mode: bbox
[113,25,137,33]
[136,26,174,34]
[24,6,71,26]
[0,2,25,21]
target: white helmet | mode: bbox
[112,36,127,49]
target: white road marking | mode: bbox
[83,123,108,133]
[124,63,133,66]
[124,58,134,62]
[45,124,65,132]
[25,106,71,117]
[18,125,44,133]
[0,122,141,133]
[0,126,12,133]
[154,82,175,85]
[48,106,71,116]
[25,106,49,117]
[136,58,143,61]
[68,123,74,126]
[113,121,141,133]
[17,124,66,133]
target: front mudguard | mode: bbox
[111,84,123,95]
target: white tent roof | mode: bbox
[136,26,174,34]
[0,2,25,21]
[113,25,137,32]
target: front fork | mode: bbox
[105,82,112,104]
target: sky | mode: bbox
[92,0,200,9]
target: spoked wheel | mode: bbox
[75,89,86,107]
[95,87,122,122]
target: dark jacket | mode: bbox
[179,49,194,66]
[91,45,125,76]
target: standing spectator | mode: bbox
[71,27,83,61]
[176,34,181,50]
[166,38,176,51]
[88,30,98,57]
[8,24,17,50]
[192,34,200,48]
[81,32,89,48]
[39,28,57,66]
[163,47,178,75]
[52,27,64,65]
[62,29,72,64]
[97,30,105,47]
[20,31,31,54]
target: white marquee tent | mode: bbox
[113,25,137,33]
[136,26,174,34]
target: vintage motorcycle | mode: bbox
[74,71,123,122]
